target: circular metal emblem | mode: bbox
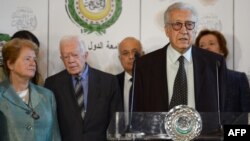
[165,105,202,141]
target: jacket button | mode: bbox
[26,125,33,131]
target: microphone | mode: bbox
[123,52,145,138]
[128,52,140,125]
[134,52,141,60]
[216,60,223,133]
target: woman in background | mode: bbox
[0,38,61,141]
[195,29,250,112]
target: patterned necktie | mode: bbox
[75,76,85,118]
[169,56,187,109]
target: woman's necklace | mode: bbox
[25,89,40,120]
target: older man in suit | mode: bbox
[135,2,227,112]
[134,3,228,136]
[45,35,122,141]
[117,37,144,125]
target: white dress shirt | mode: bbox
[166,45,195,109]
[123,72,132,125]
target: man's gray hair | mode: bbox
[59,35,87,53]
[164,2,198,26]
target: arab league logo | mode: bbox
[66,0,122,34]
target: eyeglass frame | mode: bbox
[167,21,196,31]
[120,49,139,58]
[61,52,82,61]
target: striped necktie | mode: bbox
[75,76,85,118]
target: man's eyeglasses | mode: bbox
[120,50,137,57]
[167,21,195,31]
[61,53,80,61]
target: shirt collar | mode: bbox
[77,63,89,80]
[168,44,192,63]
[124,71,132,81]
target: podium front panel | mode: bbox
[107,112,249,140]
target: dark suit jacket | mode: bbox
[44,66,122,141]
[134,44,227,112]
[224,69,250,112]
[0,111,8,141]
[133,44,229,135]
[117,71,125,109]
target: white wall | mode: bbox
[1,0,250,79]
[0,0,48,79]
[234,0,250,80]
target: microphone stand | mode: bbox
[123,53,145,139]
[216,61,223,136]
[199,61,224,141]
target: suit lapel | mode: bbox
[161,46,169,110]
[61,71,83,118]
[59,71,86,126]
[29,83,42,109]
[62,72,76,103]
[1,80,42,110]
[84,67,100,123]
[117,72,125,104]
[2,84,27,109]
[192,47,209,111]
